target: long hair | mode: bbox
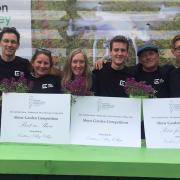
[62,48,92,92]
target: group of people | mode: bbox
[0,27,180,100]
[93,35,180,98]
[0,26,180,180]
[0,27,91,95]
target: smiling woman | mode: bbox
[62,48,92,95]
[28,48,61,94]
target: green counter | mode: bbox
[0,142,180,178]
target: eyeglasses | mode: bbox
[35,48,52,56]
[174,46,180,52]
[1,39,18,44]
[113,48,127,52]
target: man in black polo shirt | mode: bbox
[0,27,30,128]
[0,27,30,81]
[169,34,180,97]
[131,43,174,98]
[93,35,132,97]
[129,43,174,139]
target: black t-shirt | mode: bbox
[169,67,180,97]
[93,63,132,97]
[129,64,175,98]
[28,74,61,94]
[0,56,30,80]
[0,56,30,126]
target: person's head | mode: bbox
[62,48,91,90]
[31,48,53,77]
[64,48,90,78]
[0,27,20,60]
[171,34,180,66]
[137,43,159,72]
[109,35,129,70]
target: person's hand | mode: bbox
[94,59,107,70]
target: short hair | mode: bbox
[109,35,129,51]
[0,27,20,44]
[171,34,180,49]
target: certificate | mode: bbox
[71,96,141,147]
[143,98,180,148]
[1,93,71,144]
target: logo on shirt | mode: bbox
[154,78,164,85]
[14,71,24,77]
[42,83,54,89]
[119,80,125,86]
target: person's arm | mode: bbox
[94,55,111,70]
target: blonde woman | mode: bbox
[62,48,92,95]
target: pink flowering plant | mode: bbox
[0,76,33,103]
[64,76,92,96]
[124,77,155,98]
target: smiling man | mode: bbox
[0,27,30,81]
[93,35,132,97]
[132,43,174,98]
[169,34,180,97]
[0,27,31,128]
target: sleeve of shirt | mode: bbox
[24,59,31,78]
[169,69,179,97]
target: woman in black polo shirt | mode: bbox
[29,48,61,94]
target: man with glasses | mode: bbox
[93,35,132,97]
[169,34,180,97]
[0,27,30,81]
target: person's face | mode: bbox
[71,53,86,76]
[110,42,128,69]
[0,33,19,58]
[172,40,180,60]
[32,54,51,77]
[139,50,159,72]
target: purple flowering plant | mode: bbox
[124,77,155,98]
[64,76,92,96]
[0,76,33,103]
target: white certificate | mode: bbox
[1,93,71,144]
[71,96,141,147]
[143,98,180,148]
